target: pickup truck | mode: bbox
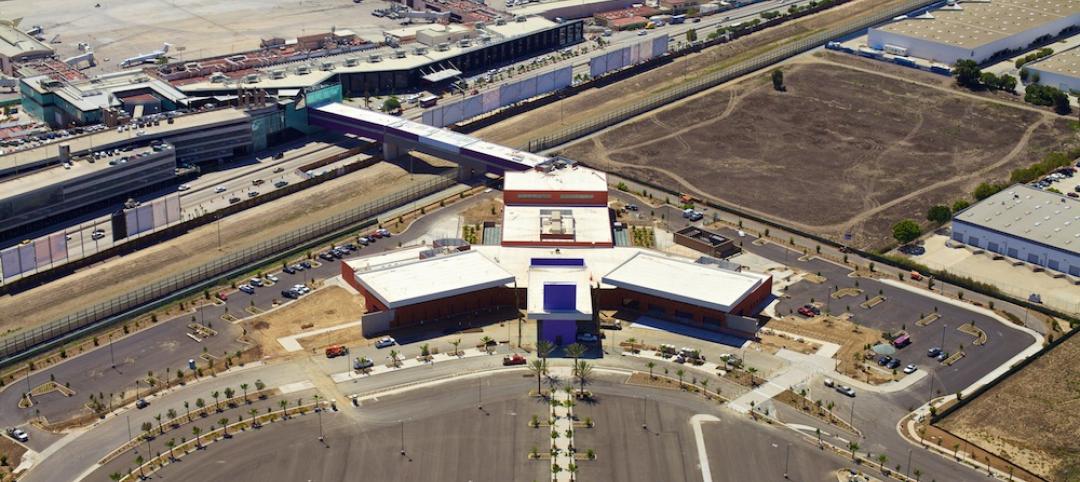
[502,354,527,366]
[325,345,349,358]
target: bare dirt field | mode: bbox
[765,315,887,383]
[559,54,1076,248]
[4,0,401,73]
[938,333,1080,482]
[243,286,365,357]
[472,0,912,148]
[0,163,451,334]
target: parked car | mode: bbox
[247,190,259,198]
[281,289,298,299]
[835,385,856,397]
[215,186,227,193]
[7,428,28,442]
[576,332,598,343]
[903,364,918,374]
[797,306,815,317]
[229,197,241,204]
[300,261,313,269]
[626,204,639,211]
[249,277,264,287]
[886,358,901,370]
[935,351,950,362]
[91,230,107,240]
[238,284,255,294]
[823,378,835,388]
[375,337,397,348]
[353,357,374,370]
[376,228,391,237]
[358,237,370,246]
[274,180,289,188]
[325,345,349,358]
[135,399,150,409]
[177,184,191,191]
[877,355,892,366]
[283,265,297,274]
[927,347,942,358]
[319,252,335,261]
[266,274,279,283]
[502,354,527,366]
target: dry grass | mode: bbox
[243,286,366,357]
[937,333,1080,481]
[766,315,885,382]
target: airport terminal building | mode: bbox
[867,0,1080,65]
[951,184,1080,277]
[341,165,773,342]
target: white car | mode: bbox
[576,332,599,343]
[375,337,397,348]
[903,364,918,374]
[266,274,279,282]
[214,186,227,193]
[7,427,28,442]
[178,184,191,191]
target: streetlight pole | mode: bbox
[399,420,406,456]
[24,364,32,399]
[641,396,647,431]
[477,377,482,410]
[316,395,325,443]
[126,414,133,442]
[783,443,791,479]
[109,333,116,369]
[849,399,855,432]
[906,448,912,478]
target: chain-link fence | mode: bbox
[0,173,458,363]
[525,0,938,152]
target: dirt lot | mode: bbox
[243,286,365,357]
[560,54,1076,248]
[938,333,1080,482]
[766,315,886,382]
[0,163,451,334]
[473,0,913,148]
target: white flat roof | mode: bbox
[527,265,593,320]
[504,165,608,192]
[353,250,515,309]
[502,205,613,245]
[602,252,770,312]
[954,184,1080,255]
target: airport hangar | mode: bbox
[1026,46,1080,92]
[342,166,774,345]
[951,184,1080,278]
[867,0,1080,65]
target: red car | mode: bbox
[502,354,527,366]
[797,306,816,317]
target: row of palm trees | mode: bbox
[527,341,594,397]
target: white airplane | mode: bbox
[120,43,171,67]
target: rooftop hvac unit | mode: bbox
[394,49,406,58]
[459,39,471,48]
[320,61,335,71]
[269,69,286,79]
[368,54,382,63]
[515,15,526,22]
[413,46,428,55]
[344,57,360,67]
[210,72,229,83]
[435,43,450,52]
[496,18,507,25]
[243,73,260,83]
[296,65,312,75]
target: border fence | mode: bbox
[0,173,458,365]
[525,0,941,152]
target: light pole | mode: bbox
[126,414,133,442]
[24,364,32,399]
[641,396,647,431]
[109,333,116,369]
[315,395,325,443]
[849,399,855,432]
[477,377,482,410]
[399,420,406,456]
[906,448,913,478]
[783,443,791,479]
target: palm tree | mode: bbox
[279,399,289,418]
[450,338,462,357]
[109,472,123,482]
[529,359,548,396]
[192,426,202,448]
[166,438,176,460]
[646,361,656,379]
[224,387,235,405]
[536,339,555,360]
[240,383,249,403]
[573,360,593,394]
[388,349,401,368]
[219,417,230,436]
[134,455,144,479]
[195,398,205,413]
[700,379,709,398]
[675,369,685,388]
[479,336,495,353]
[568,462,579,481]
[183,401,190,421]
[154,413,163,435]
[877,453,888,471]
[166,408,177,423]
[848,442,859,461]
[564,343,587,365]
[912,468,922,481]
[248,408,258,427]
[211,391,220,411]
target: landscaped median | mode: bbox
[107,399,328,482]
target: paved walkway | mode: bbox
[551,388,575,482]
[329,347,494,383]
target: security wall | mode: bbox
[421,66,573,127]
[588,36,670,78]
